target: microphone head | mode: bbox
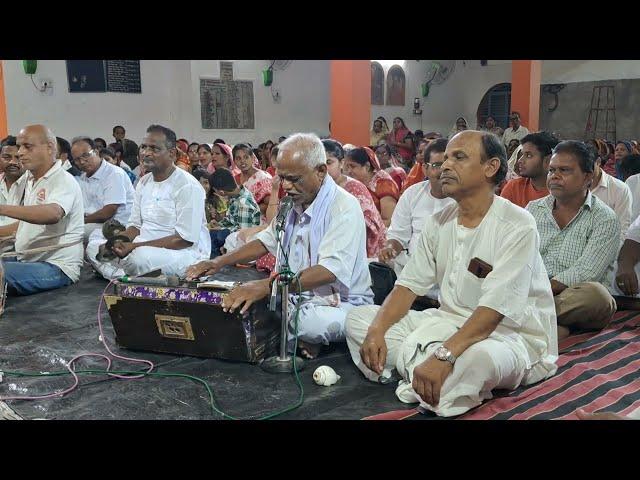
[275,196,294,230]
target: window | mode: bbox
[386,66,406,106]
[371,62,384,105]
[477,83,512,129]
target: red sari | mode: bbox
[390,127,412,163]
[401,162,425,194]
[342,176,387,257]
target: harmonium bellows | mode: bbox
[103,266,280,363]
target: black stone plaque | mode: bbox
[66,60,107,92]
[106,60,142,93]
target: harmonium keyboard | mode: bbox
[103,266,280,363]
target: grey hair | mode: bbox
[277,133,326,169]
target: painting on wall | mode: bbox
[371,62,384,105]
[386,65,405,106]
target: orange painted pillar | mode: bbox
[0,61,7,138]
[511,60,541,132]
[330,60,370,147]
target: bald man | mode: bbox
[346,131,558,417]
[0,125,84,295]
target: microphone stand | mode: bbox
[261,220,305,374]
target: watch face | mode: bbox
[435,346,446,359]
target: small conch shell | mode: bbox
[313,366,341,386]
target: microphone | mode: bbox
[275,196,294,232]
[117,275,180,287]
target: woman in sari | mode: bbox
[175,139,191,172]
[613,141,634,180]
[448,115,470,139]
[385,117,413,165]
[370,119,387,147]
[197,144,213,172]
[343,146,399,227]
[211,142,242,181]
[371,144,406,191]
[401,138,429,194]
[323,139,386,258]
[233,143,273,221]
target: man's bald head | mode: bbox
[16,124,58,177]
[441,130,507,198]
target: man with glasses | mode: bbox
[0,125,84,295]
[378,138,454,280]
[346,130,558,417]
[527,141,619,340]
[0,136,28,226]
[185,133,373,360]
[71,136,134,241]
[89,124,210,280]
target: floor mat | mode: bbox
[363,311,640,420]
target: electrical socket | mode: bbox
[40,78,53,95]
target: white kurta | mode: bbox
[386,180,455,274]
[0,173,27,226]
[591,170,632,241]
[87,168,210,279]
[346,195,558,416]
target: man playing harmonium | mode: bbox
[87,124,210,279]
[186,133,373,359]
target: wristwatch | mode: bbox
[434,345,456,365]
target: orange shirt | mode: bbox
[500,177,549,208]
[401,163,425,194]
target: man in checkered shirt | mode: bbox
[527,140,620,340]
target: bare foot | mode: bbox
[298,340,322,359]
[558,325,571,340]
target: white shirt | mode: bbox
[397,195,558,384]
[256,185,373,306]
[76,160,134,225]
[15,160,84,282]
[387,180,455,261]
[591,170,632,240]
[128,168,210,259]
[625,173,640,224]
[0,173,28,226]
[502,126,530,147]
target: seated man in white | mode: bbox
[613,214,640,297]
[0,125,84,295]
[71,136,134,241]
[0,135,28,226]
[346,131,558,417]
[378,137,454,287]
[87,124,210,279]
[186,133,373,359]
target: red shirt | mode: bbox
[500,177,549,208]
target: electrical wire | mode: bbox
[0,264,306,419]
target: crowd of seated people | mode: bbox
[2,112,639,420]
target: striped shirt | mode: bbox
[526,191,621,288]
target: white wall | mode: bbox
[2,60,186,143]
[187,60,330,145]
[2,59,330,146]
[4,59,640,147]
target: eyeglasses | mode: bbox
[73,150,95,163]
[427,162,444,169]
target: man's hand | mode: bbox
[575,408,628,420]
[360,327,388,375]
[615,269,639,296]
[550,279,568,296]
[221,279,270,315]
[112,241,135,259]
[378,246,398,264]
[185,259,223,281]
[412,355,454,407]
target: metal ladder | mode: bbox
[585,85,616,141]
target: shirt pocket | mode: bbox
[457,269,485,308]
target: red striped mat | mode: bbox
[362,311,640,420]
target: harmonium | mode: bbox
[103,266,280,363]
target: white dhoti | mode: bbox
[346,305,527,417]
[84,223,102,242]
[611,260,640,297]
[86,229,205,280]
[286,300,355,351]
